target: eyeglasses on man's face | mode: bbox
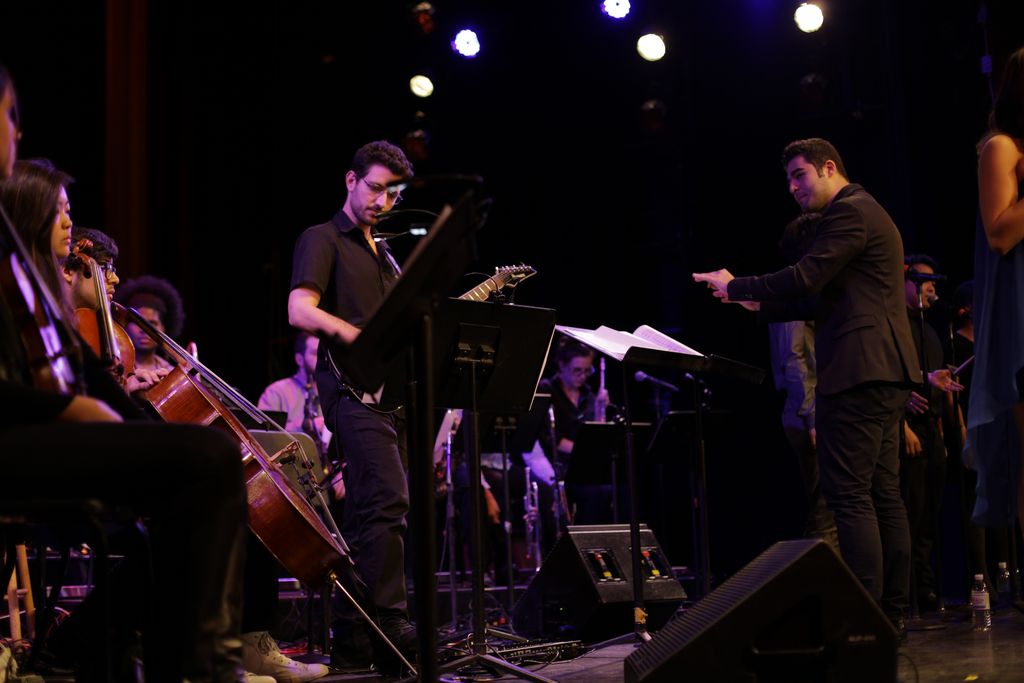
[98,261,117,280]
[568,365,594,377]
[360,177,403,205]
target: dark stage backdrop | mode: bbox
[2,0,1020,580]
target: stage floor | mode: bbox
[313,603,1024,682]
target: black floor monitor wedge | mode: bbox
[623,539,898,683]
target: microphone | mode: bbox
[906,271,946,283]
[634,370,680,393]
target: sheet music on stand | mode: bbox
[556,323,763,383]
[556,324,702,361]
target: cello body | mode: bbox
[135,330,349,586]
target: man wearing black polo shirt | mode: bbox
[287,140,415,671]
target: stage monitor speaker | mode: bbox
[511,524,685,642]
[624,539,898,683]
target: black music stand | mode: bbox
[429,298,556,681]
[620,348,763,604]
[566,421,651,523]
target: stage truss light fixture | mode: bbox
[794,3,824,33]
[601,0,630,20]
[451,28,481,58]
[410,75,435,98]
[637,33,666,62]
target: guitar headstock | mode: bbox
[493,264,537,287]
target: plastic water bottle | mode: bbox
[971,574,992,631]
[997,562,1012,605]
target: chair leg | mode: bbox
[5,550,21,641]
[15,544,36,638]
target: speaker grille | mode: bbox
[624,539,897,683]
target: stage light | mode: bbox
[451,28,481,58]
[794,3,824,33]
[601,0,630,20]
[409,75,434,98]
[636,33,666,62]
[410,2,436,35]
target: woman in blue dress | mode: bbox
[970,46,1024,534]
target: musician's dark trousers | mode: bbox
[817,383,911,619]
[1,422,247,683]
[900,416,946,605]
[326,392,409,622]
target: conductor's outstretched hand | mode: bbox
[693,269,760,311]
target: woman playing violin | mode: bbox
[0,158,73,315]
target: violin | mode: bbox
[68,238,135,383]
[0,204,83,393]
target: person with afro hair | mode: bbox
[114,274,188,373]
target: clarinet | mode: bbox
[302,376,325,458]
[523,466,543,572]
[593,356,608,422]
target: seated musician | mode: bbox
[258,330,344,506]
[539,337,617,524]
[114,274,188,373]
[443,406,559,582]
[0,68,249,683]
[61,226,167,394]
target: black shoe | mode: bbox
[330,622,374,673]
[371,615,417,676]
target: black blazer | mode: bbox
[728,183,920,396]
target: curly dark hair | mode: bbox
[351,140,413,179]
[781,138,849,179]
[114,274,186,338]
[66,226,119,271]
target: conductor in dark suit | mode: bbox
[694,138,939,630]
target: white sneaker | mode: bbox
[240,632,328,683]
[244,674,276,683]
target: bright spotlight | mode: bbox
[602,0,630,19]
[451,29,481,58]
[409,75,434,98]
[794,3,824,33]
[636,33,666,62]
